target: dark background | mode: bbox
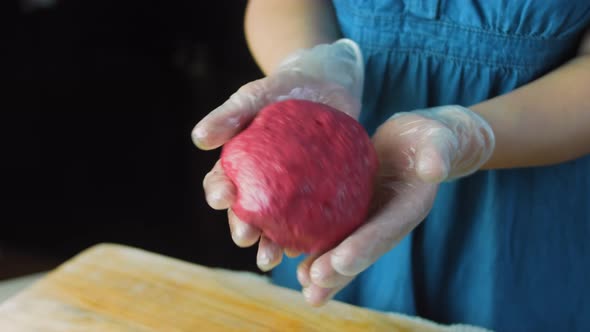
[0,1,261,279]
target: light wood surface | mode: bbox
[0,244,488,331]
[0,273,45,303]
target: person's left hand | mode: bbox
[297,106,496,306]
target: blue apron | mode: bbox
[272,1,590,331]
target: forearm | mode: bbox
[472,54,590,169]
[244,0,341,75]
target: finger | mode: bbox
[330,182,438,276]
[191,78,272,150]
[415,144,450,183]
[296,254,320,288]
[228,208,260,248]
[203,160,236,210]
[302,282,350,307]
[309,252,354,289]
[284,248,302,258]
[257,235,283,272]
[191,72,362,150]
[415,129,458,183]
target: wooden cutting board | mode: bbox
[0,244,488,331]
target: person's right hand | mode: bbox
[192,39,366,271]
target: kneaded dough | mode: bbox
[221,99,378,254]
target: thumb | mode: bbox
[413,105,495,181]
[415,127,459,183]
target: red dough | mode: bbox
[221,99,379,254]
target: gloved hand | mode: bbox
[192,37,496,306]
[192,39,366,270]
[296,105,495,305]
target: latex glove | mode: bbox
[298,105,495,305]
[192,39,365,270]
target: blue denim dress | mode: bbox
[272,1,590,331]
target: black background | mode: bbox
[0,1,261,277]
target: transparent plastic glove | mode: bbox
[392,105,496,182]
[192,39,365,271]
[298,105,495,306]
